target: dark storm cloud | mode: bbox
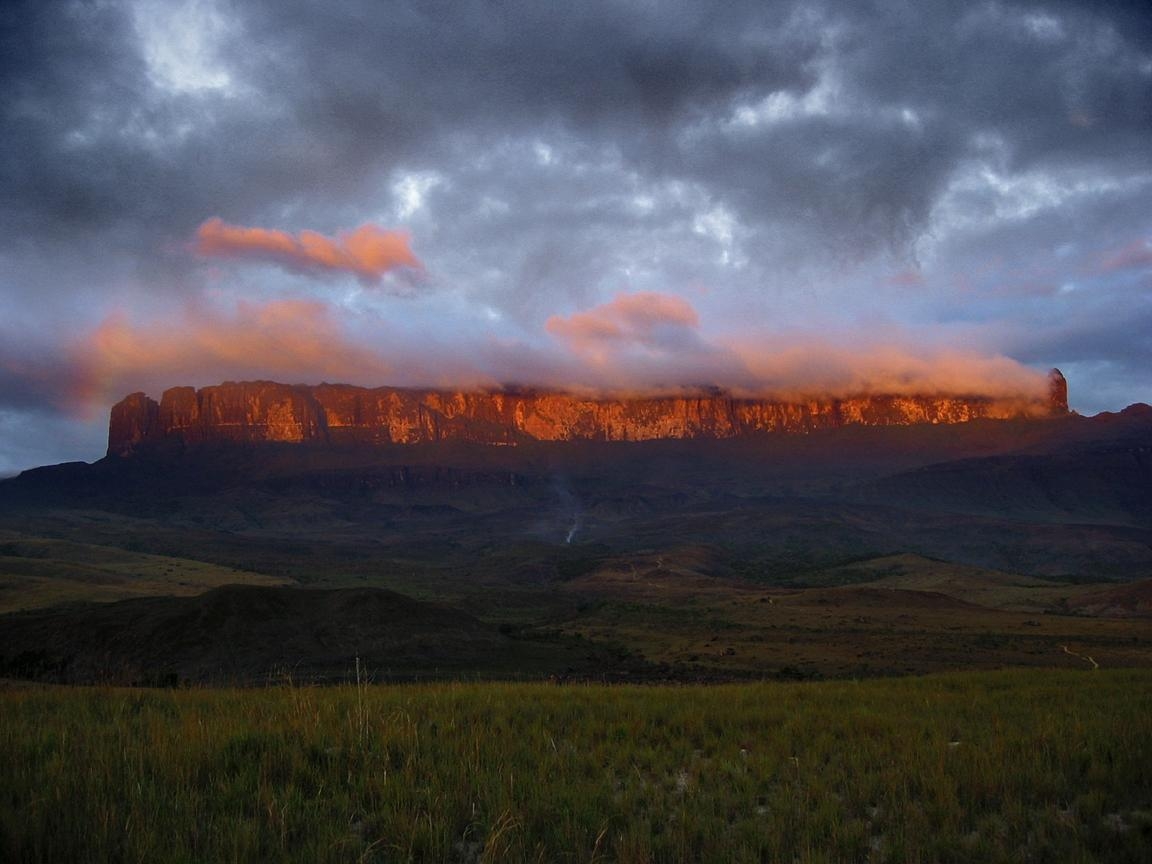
[0,2,239,266]
[848,0,1152,157]
[0,0,807,230]
[0,0,814,306]
[1,1,147,235]
[4,0,1148,272]
[238,0,810,132]
[672,0,1151,262]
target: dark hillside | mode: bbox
[0,585,627,685]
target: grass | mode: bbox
[556,561,1152,678]
[2,669,1150,862]
[0,531,291,612]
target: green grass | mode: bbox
[2,670,1150,863]
[0,531,291,612]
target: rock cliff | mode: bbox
[107,372,1070,457]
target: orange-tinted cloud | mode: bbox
[547,292,1047,399]
[193,218,421,282]
[725,337,1048,400]
[546,292,701,360]
[72,299,392,409]
[66,290,1049,416]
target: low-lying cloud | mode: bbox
[546,292,1049,399]
[547,292,701,354]
[72,299,392,408]
[193,218,421,283]
[726,338,1049,400]
[61,291,1051,417]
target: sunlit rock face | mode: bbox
[107,371,1070,456]
[107,392,160,455]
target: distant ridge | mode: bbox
[107,370,1069,456]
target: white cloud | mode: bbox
[692,204,744,267]
[391,171,445,220]
[132,0,238,95]
[926,157,1140,251]
[1023,12,1066,43]
[727,60,842,129]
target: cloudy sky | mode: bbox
[1,0,1150,473]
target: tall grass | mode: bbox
[2,669,1149,862]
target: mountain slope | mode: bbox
[859,405,1152,526]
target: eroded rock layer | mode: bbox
[107,371,1069,456]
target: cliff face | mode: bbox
[107,372,1070,457]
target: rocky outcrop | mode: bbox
[107,392,160,456]
[106,371,1070,457]
[1048,368,1068,411]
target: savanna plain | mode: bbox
[3,670,1150,863]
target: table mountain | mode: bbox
[107,370,1069,456]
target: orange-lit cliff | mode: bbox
[107,370,1069,456]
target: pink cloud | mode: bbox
[72,299,392,408]
[886,268,924,288]
[541,292,1047,398]
[725,336,1048,400]
[1099,238,1152,274]
[65,289,1049,415]
[193,218,421,283]
[546,292,701,356]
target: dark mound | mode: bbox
[1066,578,1152,618]
[0,584,616,685]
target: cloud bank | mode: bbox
[73,300,391,407]
[65,292,1047,412]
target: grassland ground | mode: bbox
[552,552,1152,679]
[4,525,1152,684]
[0,529,292,613]
[2,669,1150,863]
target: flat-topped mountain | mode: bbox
[1,373,1150,688]
[107,370,1069,456]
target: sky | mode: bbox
[1,0,1150,473]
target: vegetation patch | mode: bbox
[1,669,1149,862]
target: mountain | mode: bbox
[1,374,1151,683]
[858,404,1152,526]
[106,371,1069,455]
[3,375,1146,590]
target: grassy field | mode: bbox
[2,669,1150,862]
[0,530,291,613]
